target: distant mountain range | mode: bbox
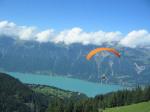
[0,36,150,86]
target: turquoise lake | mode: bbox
[7,72,123,97]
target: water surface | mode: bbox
[7,72,123,97]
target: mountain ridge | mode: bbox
[0,36,150,86]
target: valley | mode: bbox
[0,37,150,86]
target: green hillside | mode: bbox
[1,72,150,112]
[103,101,150,112]
[0,72,88,112]
[28,84,87,100]
[0,72,49,112]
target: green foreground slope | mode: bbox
[103,101,150,112]
[1,72,150,112]
[0,72,49,112]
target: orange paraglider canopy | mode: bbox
[86,48,120,60]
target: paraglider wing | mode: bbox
[86,48,120,60]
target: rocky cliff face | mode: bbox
[0,36,150,86]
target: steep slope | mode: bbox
[0,72,49,112]
[0,72,87,112]
[0,72,150,112]
[0,36,150,85]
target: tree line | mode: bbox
[0,72,150,112]
[46,86,150,112]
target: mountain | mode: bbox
[0,72,49,112]
[0,72,150,112]
[0,36,150,86]
[0,72,87,112]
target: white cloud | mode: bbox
[36,29,54,42]
[0,21,37,40]
[0,21,18,38]
[53,28,122,45]
[119,30,150,48]
[0,21,16,28]
[0,20,150,48]
[19,27,37,40]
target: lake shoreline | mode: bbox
[4,71,124,97]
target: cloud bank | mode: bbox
[0,20,150,48]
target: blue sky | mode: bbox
[0,0,150,32]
